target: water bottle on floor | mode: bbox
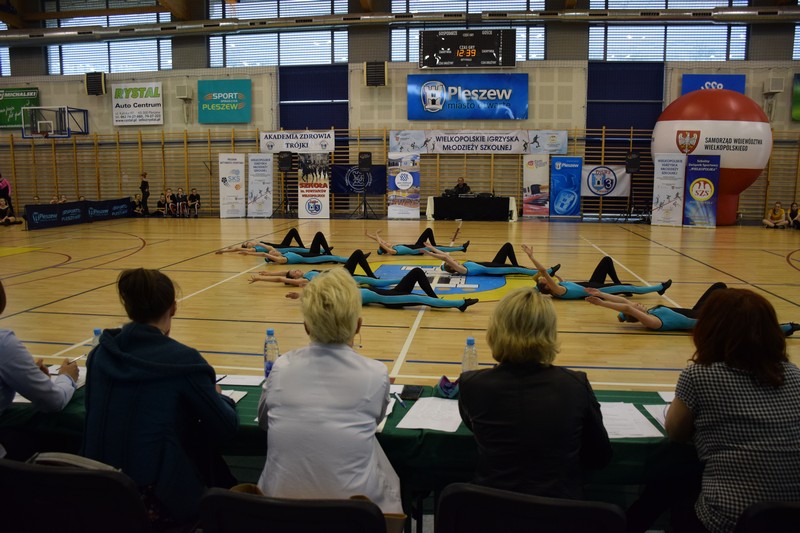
[264,328,280,379]
[461,336,478,373]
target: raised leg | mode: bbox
[490,242,518,266]
[589,256,622,285]
[343,250,377,278]
[413,228,437,247]
[308,232,332,255]
[393,268,438,298]
[692,282,728,311]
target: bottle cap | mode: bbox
[267,328,275,336]
[93,328,102,335]
[466,337,475,346]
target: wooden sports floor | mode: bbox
[1,217,798,392]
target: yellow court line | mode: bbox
[0,246,41,257]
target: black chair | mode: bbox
[734,501,800,532]
[200,487,387,533]
[436,482,626,533]
[0,454,151,533]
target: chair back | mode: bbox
[734,501,800,533]
[200,487,387,533]
[0,456,150,533]
[436,482,626,533]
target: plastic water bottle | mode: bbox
[90,328,102,348]
[461,336,478,373]
[263,328,280,378]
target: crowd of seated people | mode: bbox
[145,187,201,218]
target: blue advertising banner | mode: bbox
[681,74,746,95]
[549,157,582,217]
[387,152,421,219]
[682,155,720,228]
[330,165,387,195]
[407,74,528,121]
[198,79,252,124]
[25,198,131,230]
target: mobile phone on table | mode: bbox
[400,385,424,401]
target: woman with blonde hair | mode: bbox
[458,286,612,498]
[257,267,402,514]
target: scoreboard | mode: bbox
[419,29,516,69]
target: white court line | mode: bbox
[392,374,677,389]
[389,309,426,378]
[582,237,680,307]
[41,262,264,360]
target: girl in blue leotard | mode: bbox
[216,228,330,256]
[422,242,558,277]
[285,267,479,312]
[586,283,800,336]
[366,228,469,255]
[524,246,672,299]
[250,250,399,287]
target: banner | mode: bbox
[330,165,387,195]
[522,154,550,218]
[387,152,421,219]
[793,74,800,122]
[681,74,746,95]
[259,130,335,153]
[218,153,246,218]
[0,88,39,129]
[407,74,528,121]
[550,157,582,217]
[112,82,163,126]
[527,130,568,154]
[580,165,631,197]
[247,153,273,218]
[297,153,330,219]
[198,79,252,124]
[683,155,720,228]
[651,154,687,227]
[25,198,130,230]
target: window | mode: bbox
[390,1,545,62]
[589,0,748,61]
[0,22,9,76]
[794,25,800,60]
[208,0,348,67]
[44,1,171,74]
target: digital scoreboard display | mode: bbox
[419,29,516,69]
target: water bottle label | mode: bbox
[264,360,274,377]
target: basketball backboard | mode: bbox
[21,106,89,139]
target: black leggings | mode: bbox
[370,268,438,299]
[343,249,377,278]
[586,256,622,286]
[263,228,305,249]
[408,228,439,249]
[263,230,332,255]
[476,242,519,268]
[669,282,728,319]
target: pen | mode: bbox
[392,392,407,408]
[68,354,86,364]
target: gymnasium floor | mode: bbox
[1,217,798,392]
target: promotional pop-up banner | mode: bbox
[388,129,567,155]
[247,153,273,218]
[651,154,687,227]
[682,155,720,228]
[259,130,335,153]
[522,154,550,218]
[112,82,163,126]
[407,74,528,121]
[387,152,421,219]
[527,130,568,154]
[297,153,330,219]
[580,165,631,198]
[198,79,252,124]
[218,153,246,218]
[549,157,582,217]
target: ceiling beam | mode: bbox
[0,11,24,29]
[24,7,166,22]
[157,0,190,21]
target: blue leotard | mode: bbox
[648,306,696,331]
[302,270,402,288]
[359,289,464,309]
[463,261,539,277]
[255,244,310,253]
[378,244,465,255]
[557,281,664,300]
[270,252,348,265]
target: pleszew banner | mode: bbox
[580,165,631,198]
[259,130,335,153]
[407,74,528,121]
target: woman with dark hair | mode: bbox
[629,289,800,533]
[788,201,800,229]
[138,172,149,215]
[458,287,612,498]
[82,268,239,528]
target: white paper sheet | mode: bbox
[14,367,87,404]
[600,402,663,438]
[217,375,264,387]
[395,397,461,433]
[658,391,675,403]
[221,390,248,403]
[643,404,670,429]
[389,384,404,395]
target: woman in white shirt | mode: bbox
[257,267,402,513]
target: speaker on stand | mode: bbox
[277,151,294,216]
[624,151,647,223]
[351,152,378,219]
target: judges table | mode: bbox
[0,385,694,504]
[426,196,518,222]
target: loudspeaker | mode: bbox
[625,152,641,174]
[278,151,293,172]
[85,72,106,96]
[358,152,372,172]
[364,62,387,87]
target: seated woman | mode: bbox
[629,289,800,533]
[216,228,327,255]
[82,268,239,528]
[154,193,167,217]
[586,283,799,335]
[286,267,479,312]
[257,268,403,514]
[366,228,468,255]
[523,245,671,299]
[423,242,558,277]
[0,198,19,225]
[458,287,612,498]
